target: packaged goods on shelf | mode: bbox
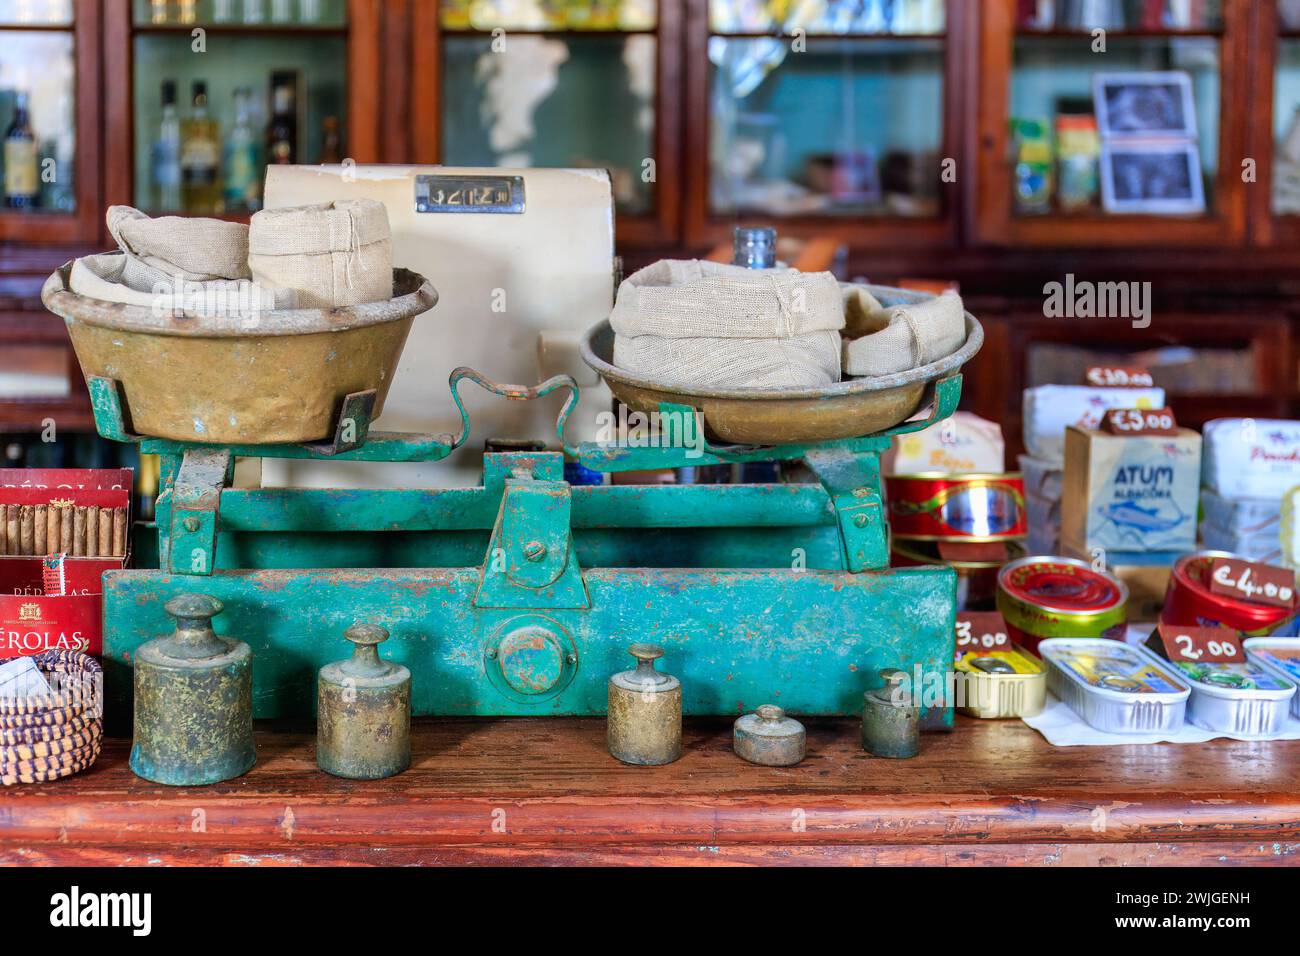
[1061,426,1201,556]
[1202,418,1300,499]
[1019,453,1063,555]
[1022,384,1166,465]
[1204,487,1283,564]
[883,411,1004,475]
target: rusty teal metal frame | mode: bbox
[98,370,961,726]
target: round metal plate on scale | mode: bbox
[483,615,578,703]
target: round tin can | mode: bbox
[996,556,1128,653]
[1161,551,1300,636]
[733,704,805,766]
[885,472,1027,542]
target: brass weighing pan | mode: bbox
[580,284,983,445]
[42,264,436,445]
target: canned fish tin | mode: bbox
[1162,552,1300,637]
[1038,638,1189,733]
[996,556,1128,653]
[885,473,1027,541]
[955,648,1047,719]
[1171,659,1295,738]
[1244,637,1300,718]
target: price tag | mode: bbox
[954,611,1012,660]
[1084,365,1155,388]
[1101,407,1179,436]
[1207,557,1297,608]
[1146,623,1246,664]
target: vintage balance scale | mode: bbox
[56,168,983,728]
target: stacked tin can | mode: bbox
[885,472,1028,610]
[995,556,1129,654]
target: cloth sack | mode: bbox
[841,290,966,377]
[249,199,393,309]
[610,259,843,389]
[107,205,251,285]
[69,251,293,313]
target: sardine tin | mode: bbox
[1172,658,1295,738]
[997,556,1128,652]
[954,647,1047,719]
[1038,638,1189,733]
[1244,637,1300,719]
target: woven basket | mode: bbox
[0,650,103,786]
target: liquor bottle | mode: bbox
[266,71,298,166]
[4,91,39,209]
[180,81,222,214]
[318,115,342,163]
[222,87,261,211]
[152,80,183,212]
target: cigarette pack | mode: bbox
[0,468,133,659]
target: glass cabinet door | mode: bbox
[0,0,95,240]
[706,0,945,220]
[429,0,675,240]
[114,0,356,218]
[1273,0,1300,226]
[976,0,1248,246]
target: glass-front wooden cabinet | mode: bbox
[1255,0,1300,246]
[103,0,380,222]
[685,0,959,249]
[413,0,682,244]
[976,0,1249,247]
[0,0,99,241]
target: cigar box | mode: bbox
[1061,426,1201,556]
[0,468,133,659]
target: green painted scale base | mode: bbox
[96,368,961,727]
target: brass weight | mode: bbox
[317,623,411,780]
[607,643,682,766]
[861,667,920,759]
[733,704,806,766]
[130,593,256,786]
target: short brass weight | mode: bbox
[130,593,256,786]
[607,643,682,766]
[861,667,920,759]
[733,704,806,766]
[317,623,411,780]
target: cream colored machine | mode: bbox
[260,165,616,487]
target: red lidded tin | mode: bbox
[996,556,1128,653]
[1161,551,1300,637]
[885,473,1027,542]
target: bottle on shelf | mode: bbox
[318,115,342,164]
[222,87,262,212]
[4,90,40,210]
[266,71,299,166]
[152,79,183,213]
[180,80,222,215]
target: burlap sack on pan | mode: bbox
[610,259,844,389]
[249,199,393,309]
[842,290,966,377]
[106,205,251,289]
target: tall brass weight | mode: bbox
[130,594,256,785]
[317,623,411,780]
[607,643,682,766]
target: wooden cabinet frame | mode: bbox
[973,0,1251,248]
[1250,0,1300,248]
[0,0,102,243]
[410,0,684,246]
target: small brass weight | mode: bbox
[607,643,682,766]
[861,667,920,759]
[130,593,256,786]
[317,623,411,780]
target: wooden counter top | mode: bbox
[3,717,1299,866]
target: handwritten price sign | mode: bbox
[1148,624,1245,664]
[1208,557,1297,609]
[1101,407,1178,436]
[954,612,1012,660]
[1084,365,1155,389]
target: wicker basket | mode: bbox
[0,650,103,786]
